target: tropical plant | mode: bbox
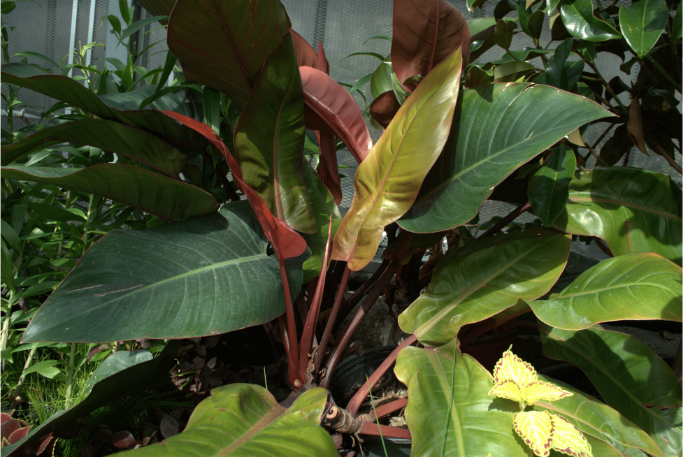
[1,0,681,455]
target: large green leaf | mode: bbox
[331,48,463,271]
[533,373,665,457]
[399,228,571,347]
[301,162,341,283]
[531,253,682,330]
[553,167,682,265]
[1,341,179,456]
[399,83,614,233]
[391,0,470,91]
[540,324,681,456]
[121,385,336,457]
[560,0,622,41]
[84,350,152,394]
[619,0,669,59]
[1,120,187,175]
[166,0,290,109]
[1,164,218,222]
[528,145,576,227]
[1,68,129,123]
[1,68,221,157]
[673,1,682,42]
[22,201,306,343]
[394,340,533,457]
[234,35,315,234]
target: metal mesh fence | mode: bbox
[2,0,680,263]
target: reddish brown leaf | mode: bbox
[300,67,373,163]
[292,30,329,73]
[159,111,307,260]
[107,430,140,449]
[160,414,180,439]
[318,41,330,74]
[317,132,343,205]
[167,0,290,108]
[370,91,401,128]
[8,426,31,444]
[391,0,470,91]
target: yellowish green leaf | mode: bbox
[514,411,553,457]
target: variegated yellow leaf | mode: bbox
[514,411,553,457]
[550,413,592,457]
[488,380,523,404]
[493,347,537,386]
[524,381,573,405]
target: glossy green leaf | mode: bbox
[2,165,218,222]
[672,1,682,41]
[619,0,669,59]
[530,253,682,330]
[234,36,314,234]
[492,61,537,82]
[560,0,622,41]
[331,49,462,271]
[540,324,680,456]
[533,373,665,457]
[122,385,336,457]
[528,145,576,227]
[553,167,682,264]
[495,19,517,50]
[2,341,179,455]
[399,83,614,233]
[394,340,533,457]
[85,350,153,394]
[399,228,571,346]
[301,162,341,283]
[22,201,306,343]
[166,0,290,109]
[1,120,187,175]
[537,38,572,90]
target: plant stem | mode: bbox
[649,138,683,174]
[320,260,400,389]
[82,193,96,255]
[645,55,682,92]
[314,265,350,375]
[476,202,531,241]
[347,334,417,416]
[277,256,302,388]
[367,375,389,457]
[9,345,37,410]
[297,218,333,379]
[591,123,615,150]
[65,342,76,408]
[582,58,628,113]
[332,258,391,334]
[0,307,10,372]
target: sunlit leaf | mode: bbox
[553,167,682,265]
[122,385,337,457]
[399,83,614,233]
[531,253,682,330]
[399,228,570,346]
[22,202,306,343]
[331,48,463,271]
[513,411,553,457]
[234,35,315,234]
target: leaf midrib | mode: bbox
[415,235,557,338]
